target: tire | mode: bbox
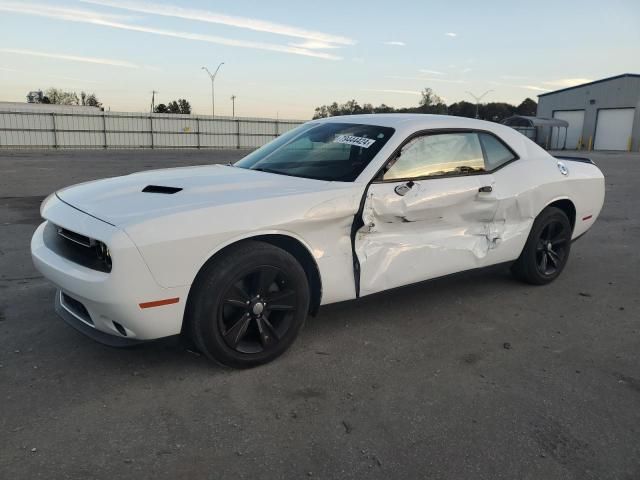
[511,206,572,285]
[187,241,310,368]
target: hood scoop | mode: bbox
[142,185,183,194]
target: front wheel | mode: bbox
[187,241,310,368]
[511,206,572,285]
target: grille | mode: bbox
[56,227,94,248]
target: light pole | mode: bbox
[465,90,493,119]
[230,95,236,118]
[150,90,159,113]
[202,63,224,118]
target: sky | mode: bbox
[0,0,639,119]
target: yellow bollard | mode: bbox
[577,136,583,150]
[628,137,633,152]
[588,136,593,151]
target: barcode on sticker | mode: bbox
[334,135,376,148]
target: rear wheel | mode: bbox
[511,206,572,285]
[187,241,310,368]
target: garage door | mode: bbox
[552,110,585,149]
[594,108,635,151]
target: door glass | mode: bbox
[383,133,484,180]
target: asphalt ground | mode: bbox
[1,148,639,479]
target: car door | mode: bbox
[354,131,511,297]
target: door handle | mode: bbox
[394,181,415,196]
[478,186,493,193]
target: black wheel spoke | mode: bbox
[540,251,548,272]
[265,289,296,312]
[251,267,279,297]
[223,314,251,347]
[266,304,295,312]
[551,238,567,247]
[224,285,251,311]
[229,283,251,302]
[224,284,251,310]
[256,316,278,347]
[266,289,295,304]
[547,249,560,267]
[224,298,249,309]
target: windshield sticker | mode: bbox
[334,135,376,149]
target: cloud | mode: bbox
[520,85,551,92]
[81,0,355,46]
[363,88,422,95]
[490,80,550,92]
[445,32,457,37]
[386,75,468,84]
[419,69,444,75]
[542,78,592,87]
[0,48,140,68]
[0,2,342,60]
[0,1,130,22]
[383,41,406,46]
[460,67,472,73]
[289,40,340,50]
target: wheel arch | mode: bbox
[542,197,576,232]
[188,232,322,318]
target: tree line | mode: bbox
[154,99,191,114]
[27,88,193,115]
[313,88,537,123]
[27,88,103,108]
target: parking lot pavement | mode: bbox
[1,149,639,479]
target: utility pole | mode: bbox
[202,63,224,118]
[150,90,159,113]
[230,95,236,118]
[465,90,493,119]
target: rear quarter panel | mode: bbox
[484,143,604,266]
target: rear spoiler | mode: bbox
[553,155,596,166]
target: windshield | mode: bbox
[235,122,395,181]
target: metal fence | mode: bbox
[0,110,305,149]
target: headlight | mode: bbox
[95,241,112,271]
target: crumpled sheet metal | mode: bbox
[356,183,532,296]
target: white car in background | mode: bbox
[31,114,605,368]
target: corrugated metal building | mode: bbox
[536,74,640,151]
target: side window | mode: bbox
[383,132,485,181]
[479,133,516,170]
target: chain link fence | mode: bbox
[0,109,305,149]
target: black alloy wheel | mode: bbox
[187,240,310,368]
[219,265,298,354]
[535,220,570,276]
[512,206,572,285]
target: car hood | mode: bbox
[56,164,332,226]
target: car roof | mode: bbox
[310,113,499,131]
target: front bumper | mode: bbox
[55,290,142,347]
[31,197,189,343]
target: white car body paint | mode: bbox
[31,114,605,342]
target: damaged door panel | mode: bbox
[355,176,504,296]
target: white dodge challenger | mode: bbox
[31,114,605,367]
